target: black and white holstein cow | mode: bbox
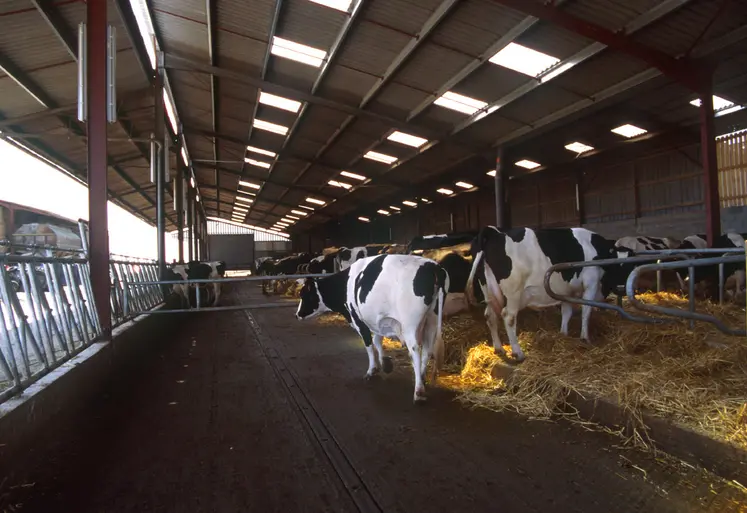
[163,260,226,307]
[675,233,747,301]
[296,254,448,403]
[407,230,479,254]
[465,227,626,362]
[335,244,392,271]
[420,243,475,318]
[260,253,315,294]
[613,235,684,293]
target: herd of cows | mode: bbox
[259,227,746,402]
[158,228,745,403]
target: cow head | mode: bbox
[601,245,637,297]
[296,277,328,320]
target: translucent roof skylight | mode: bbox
[239,180,261,189]
[236,196,253,204]
[309,0,353,12]
[515,159,541,170]
[245,158,271,169]
[253,119,289,135]
[487,170,496,177]
[291,209,308,216]
[328,180,352,189]
[437,188,453,195]
[247,146,277,158]
[402,200,417,207]
[163,91,178,134]
[611,124,647,138]
[421,198,431,203]
[305,197,325,205]
[271,36,327,68]
[259,91,302,113]
[387,131,428,148]
[389,206,401,211]
[565,142,594,154]
[298,204,314,210]
[433,91,487,115]
[489,42,560,78]
[358,216,370,222]
[364,151,397,164]
[377,209,390,216]
[286,215,299,220]
[689,95,735,111]
[180,147,189,166]
[340,170,366,181]
[455,181,473,189]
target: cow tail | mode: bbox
[432,266,447,380]
[465,250,482,306]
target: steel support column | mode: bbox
[176,160,184,263]
[700,79,721,246]
[154,54,166,284]
[187,185,194,262]
[86,0,111,334]
[494,147,507,229]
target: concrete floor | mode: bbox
[2,283,744,513]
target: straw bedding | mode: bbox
[312,293,746,451]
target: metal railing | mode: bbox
[0,250,165,403]
[543,250,746,336]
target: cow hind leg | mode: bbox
[364,344,379,379]
[560,302,573,336]
[404,328,427,403]
[484,306,508,359]
[372,335,392,374]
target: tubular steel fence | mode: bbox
[0,248,163,404]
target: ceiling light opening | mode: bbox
[402,200,417,207]
[564,142,594,154]
[363,151,397,164]
[489,42,560,77]
[515,159,541,170]
[239,180,261,189]
[290,209,308,216]
[358,216,370,222]
[377,209,390,216]
[259,91,302,113]
[340,170,366,181]
[253,118,289,135]
[387,131,428,148]
[487,169,496,177]
[247,145,277,157]
[328,179,352,189]
[270,36,327,68]
[437,188,453,195]
[433,91,487,115]
[455,181,473,189]
[245,157,271,169]
[611,124,647,138]
[305,197,325,205]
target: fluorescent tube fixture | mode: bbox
[358,216,370,222]
[565,142,594,154]
[421,198,431,203]
[611,124,647,138]
[363,151,397,164]
[305,197,325,205]
[309,0,353,12]
[291,209,308,216]
[515,159,541,170]
[389,206,401,211]
[253,119,288,135]
[340,170,366,181]
[328,180,352,189]
[247,145,277,157]
[433,91,487,115]
[377,209,390,216]
[489,42,560,77]
[245,158,271,169]
[402,200,417,207]
[387,131,428,148]
[259,91,302,113]
[239,180,261,189]
[270,36,327,68]
[455,181,473,189]
[437,188,453,195]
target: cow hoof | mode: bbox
[579,338,594,349]
[413,393,428,404]
[364,368,380,380]
[382,356,394,374]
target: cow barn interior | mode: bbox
[2,0,747,511]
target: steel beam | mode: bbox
[488,0,706,92]
[187,185,194,261]
[206,0,220,218]
[155,55,167,282]
[31,0,77,59]
[86,0,111,333]
[700,79,721,246]
[176,160,185,263]
[113,0,154,84]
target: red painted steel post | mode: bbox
[494,147,506,229]
[87,0,111,333]
[699,79,721,247]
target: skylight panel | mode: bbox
[437,188,453,195]
[611,124,647,138]
[515,159,541,170]
[306,197,325,205]
[281,219,295,225]
[247,146,277,157]
[689,95,734,111]
[163,91,178,134]
[433,91,487,115]
[236,196,253,204]
[129,0,157,68]
[233,206,248,214]
[259,91,302,113]
[291,209,308,216]
[402,200,417,207]
[253,119,289,135]
[298,204,315,211]
[271,36,327,68]
[358,216,370,223]
[286,215,299,220]
[239,180,262,189]
[328,180,352,190]
[387,131,428,148]
[565,142,594,154]
[489,42,560,77]
[377,209,390,216]
[421,198,431,203]
[389,206,401,211]
[455,181,473,189]
[276,222,289,228]
[196,194,200,202]
[487,170,496,177]
[190,177,195,188]
[245,158,271,169]
[308,0,353,12]
[364,151,397,164]
[180,147,189,166]
[340,170,366,181]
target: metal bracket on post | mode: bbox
[149,133,157,183]
[77,23,87,122]
[164,132,171,183]
[106,24,117,123]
